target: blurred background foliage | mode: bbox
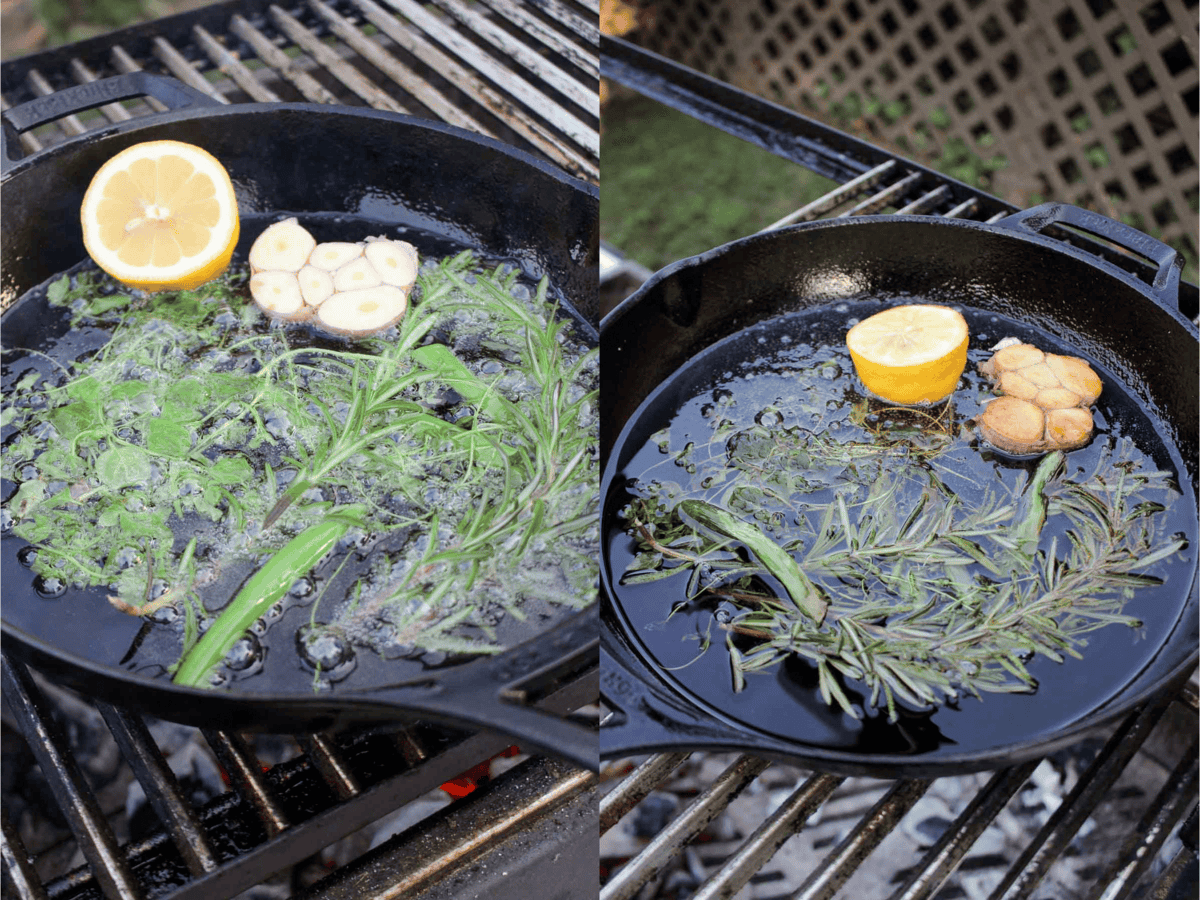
[1,0,211,60]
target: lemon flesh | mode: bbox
[81,140,239,292]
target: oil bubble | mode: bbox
[16,546,38,567]
[297,625,355,675]
[34,575,67,598]
[225,633,263,671]
[288,577,315,600]
[755,407,783,427]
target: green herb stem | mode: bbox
[173,517,350,688]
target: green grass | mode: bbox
[600,93,837,273]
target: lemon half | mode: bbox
[845,304,969,405]
[80,140,239,292]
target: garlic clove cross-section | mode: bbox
[333,256,383,292]
[309,242,363,271]
[297,265,334,307]
[247,220,417,336]
[316,286,408,336]
[249,271,308,320]
[364,238,419,288]
[248,218,316,274]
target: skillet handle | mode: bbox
[1,72,220,174]
[353,605,600,771]
[994,203,1183,308]
[598,645,761,760]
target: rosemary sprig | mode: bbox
[622,436,1184,722]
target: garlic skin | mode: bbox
[247,221,417,336]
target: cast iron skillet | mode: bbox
[0,74,599,770]
[599,204,1198,778]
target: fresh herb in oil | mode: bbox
[3,251,598,687]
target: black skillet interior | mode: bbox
[1,90,600,765]
[598,210,1198,777]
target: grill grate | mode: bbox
[0,0,599,181]
[2,653,597,900]
[598,32,1198,899]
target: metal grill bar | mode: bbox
[375,0,598,159]
[601,755,771,900]
[1,806,47,900]
[793,779,933,900]
[352,0,593,176]
[990,693,1184,900]
[296,757,596,898]
[67,58,136,120]
[521,0,598,46]
[227,13,340,105]
[837,170,925,217]
[296,734,363,801]
[94,701,220,877]
[2,0,600,181]
[191,25,283,103]
[0,96,42,153]
[479,0,599,80]
[1,657,145,900]
[268,4,408,113]
[26,69,87,134]
[599,752,691,834]
[764,161,898,230]
[308,0,488,132]
[1088,738,1199,900]
[202,729,291,838]
[109,45,170,111]
[895,185,955,215]
[428,0,595,113]
[152,36,230,104]
[690,772,844,900]
[889,761,1042,900]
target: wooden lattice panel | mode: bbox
[637,0,1198,267]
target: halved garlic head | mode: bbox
[976,341,1102,455]
[248,218,316,274]
[247,220,418,336]
[316,286,408,336]
[364,238,419,288]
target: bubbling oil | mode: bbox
[605,300,1196,756]
[2,226,598,696]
